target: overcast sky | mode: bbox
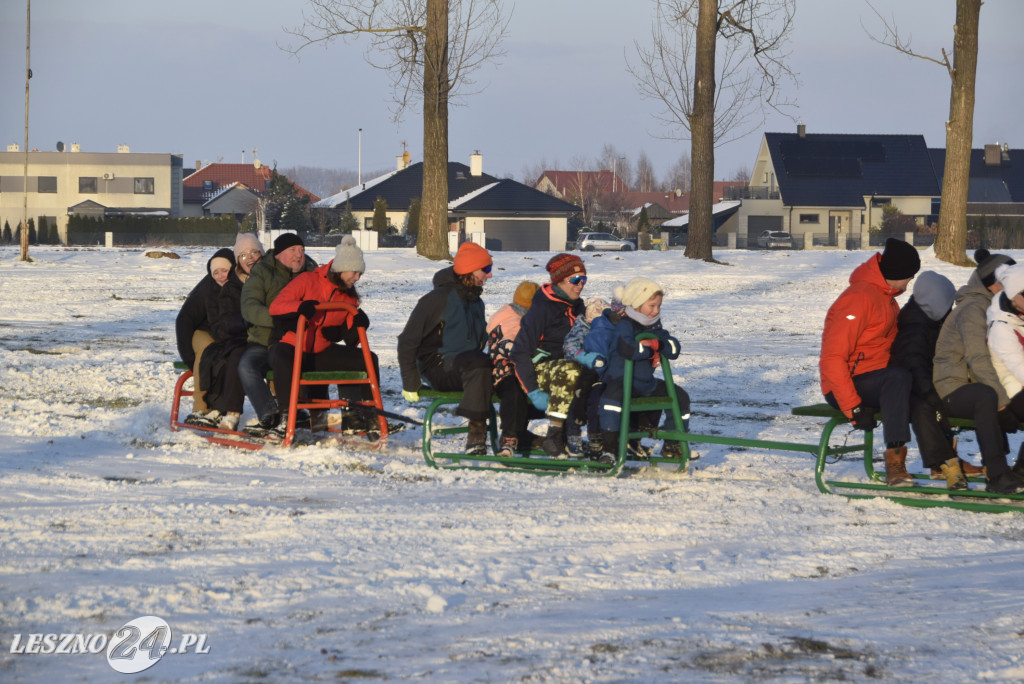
[0,0,1020,186]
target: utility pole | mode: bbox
[358,128,362,185]
[20,0,31,261]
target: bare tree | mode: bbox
[286,0,510,260]
[628,0,795,261]
[666,152,692,194]
[730,164,751,183]
[866,0,980,266]
[636,150,657,192]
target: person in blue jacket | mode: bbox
[584,277,689,464]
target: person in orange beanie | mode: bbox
[398,241,495,455]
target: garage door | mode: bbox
[747,216,783,232]
[483,219,550,252]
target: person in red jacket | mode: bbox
[268,235,378,434]
[820,238,920,486]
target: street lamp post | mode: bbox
[358,128,362,186]
[20,0,31,261]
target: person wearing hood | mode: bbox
[982,263,1024,493]
[820,238,919,487]
[268,235,378,435]
[398,241,494,455]
[238,233,317,438]
[887,271,970,489]
[176,247,235,423]
[933,249,1024,495]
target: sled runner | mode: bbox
[172,302,390,450]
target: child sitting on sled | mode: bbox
[583,277,690,464]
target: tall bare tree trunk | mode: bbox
[934,0,980,266]
[685,0,717,261]
[417,0,451,260]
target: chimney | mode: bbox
[196,160,202,171]
[70,143,80,152]
[797,123,806,138]
[985,143,1001,166]
[470,151,483,177]
[117,144,130,153]
[397,149,411,171]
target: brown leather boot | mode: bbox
[884,446,914,487]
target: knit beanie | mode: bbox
[513,281,540,309]
[546,253,586,283]
[453,241,492,275]
[207,247,235,277]
[584,297,607,323]
[878,238,921,280]
[912,271,956,322]
[997,264,1024,299]
[331,235,366,273]
[975,248,1017,288]
[614,277,663,309]
[273,232,304,254]
[233,232,264,260]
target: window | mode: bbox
[202,180,213,191]
[134,177,154,194]
[37,176,57,193]
[79,177,97,193]
[870,196,891,207]
[799,214,820,224]
[364,217,373,230]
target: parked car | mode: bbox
[757,230,792,249]
[576,232,634,251]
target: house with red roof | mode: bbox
[181,161,319,218]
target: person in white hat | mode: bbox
[982,263,1024,493]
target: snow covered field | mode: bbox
[1,244,1024,683]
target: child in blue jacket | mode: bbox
[584,277,690,463]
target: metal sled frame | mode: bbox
[171,302,387,450]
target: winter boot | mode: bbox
[496,435,517,459]
[627,440,653,460]
[566,434,584,458]
[883,446,914,488]
[190,409,224,428]
[661,440,684,460]
[219,412,241,432]
[244,413,280,439]
[598,431,620,465]
[587,436,605,461]
[309,410,329,432]
[986,471,1024,495]
[542,421,567,459]
[937,457,968,491]
[466,420,488,456]
[931,458,984,479]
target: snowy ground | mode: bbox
[1,244,1024,683]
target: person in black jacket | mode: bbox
[176,248,235,423]
[510,253,594,457]
[398,242,494,455]
[888,270,970,489]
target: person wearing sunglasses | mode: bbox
[509,253,590,458]
[398,241,495,455]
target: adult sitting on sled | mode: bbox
[268,235,380,434]
[820,238,919,487]
[398,242,494,455]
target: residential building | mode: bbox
[315,153,580,251]
[181,161,319,218]
[0,144,183,242]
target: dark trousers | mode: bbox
[209,345,247,414]
[495,376,543,442]
[909,394,957,468]
[269,342,378,416]
[422,350,493,422]
[944,383,1011,478]
[825,367,911,446]
[600,378,691,433]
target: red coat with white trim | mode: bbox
[269,261,361,354]
[819,253,904,413]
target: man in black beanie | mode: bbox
[820,238,921,487]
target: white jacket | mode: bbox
[986,293,1024,399]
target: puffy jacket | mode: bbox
[486,303,525,343]
[986,293,1024,399]
[175,248,234,365]
[933,269,1010,406]
[240,248,317,346]
[888,296,946,399]
[584,309,680,395]
[819,254,903,413]
[510,284,585,394]
[397,266,487,392]
[268,261,362,354]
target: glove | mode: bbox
[849,404,877,431]
[998,408,1019,434]
[661,335,681,359]
[640,339,660,352]
[350,309,370,330]
[576,352,606,369]
[297,300,319,320]
[527,389,549,411]
[402,390,420,403]
[321,326,346,343]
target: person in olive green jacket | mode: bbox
[238,233,317,436]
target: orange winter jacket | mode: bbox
[819,253,904,413]
[269,261,360,354]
